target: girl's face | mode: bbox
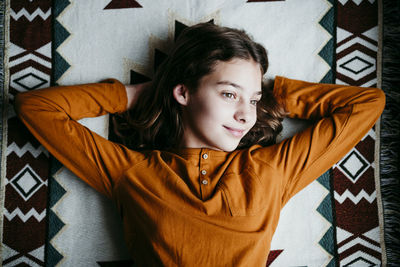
[177,58,262,152]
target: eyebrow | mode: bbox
[216,81,262,96]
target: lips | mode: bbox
[223,126,245,138]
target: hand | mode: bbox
[125,81,152,110]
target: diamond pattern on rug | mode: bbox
[337,50,376,82]
[14,73,48,90]
[1,0,52,265]
[336,2,378,87]
[336,149,370,183]
[9,165,46,201]
[333,1,382,264]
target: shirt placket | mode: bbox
[199,148,211,200]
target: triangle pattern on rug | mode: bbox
[104,0,142,9]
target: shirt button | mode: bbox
[201,170,207,175]
[202,153,208,159]
[202,179,208,185]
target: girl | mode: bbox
[14,23,385,266]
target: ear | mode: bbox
[172,84,190,106]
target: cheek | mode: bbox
[201,105,226,125]
[196,98,226,119]
[250,110,258,126]
[208,101,234,121]
[188,100,219,127]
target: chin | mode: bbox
[219,143,239,152]
[208,138,240,152]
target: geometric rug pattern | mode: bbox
[1,0,51,266]
[0,0,386,266]
[333,0,383,265]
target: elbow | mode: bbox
[363,88,386,125]
[14,92,26,117]
[374,88,386,115]
[14,92,33,118]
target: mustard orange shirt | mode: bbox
[14,76,385,266]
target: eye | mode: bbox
[222,92,236,100]
[250,99,260,106]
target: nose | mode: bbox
[234,100,252,124]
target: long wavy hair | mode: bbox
[112,23,288,150]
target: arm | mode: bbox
[252,76,386,205]
[14,79,145,199]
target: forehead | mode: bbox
[199,59,262,92]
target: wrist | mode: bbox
[125,82,151,109]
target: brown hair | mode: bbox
[112,22,287,150]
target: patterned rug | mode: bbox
[1,0,397,266]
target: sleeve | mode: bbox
[14,79,144,199]
[251,76,386,206]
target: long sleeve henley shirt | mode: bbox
[14,76,386,266]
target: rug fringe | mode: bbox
[380,0,400,266]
